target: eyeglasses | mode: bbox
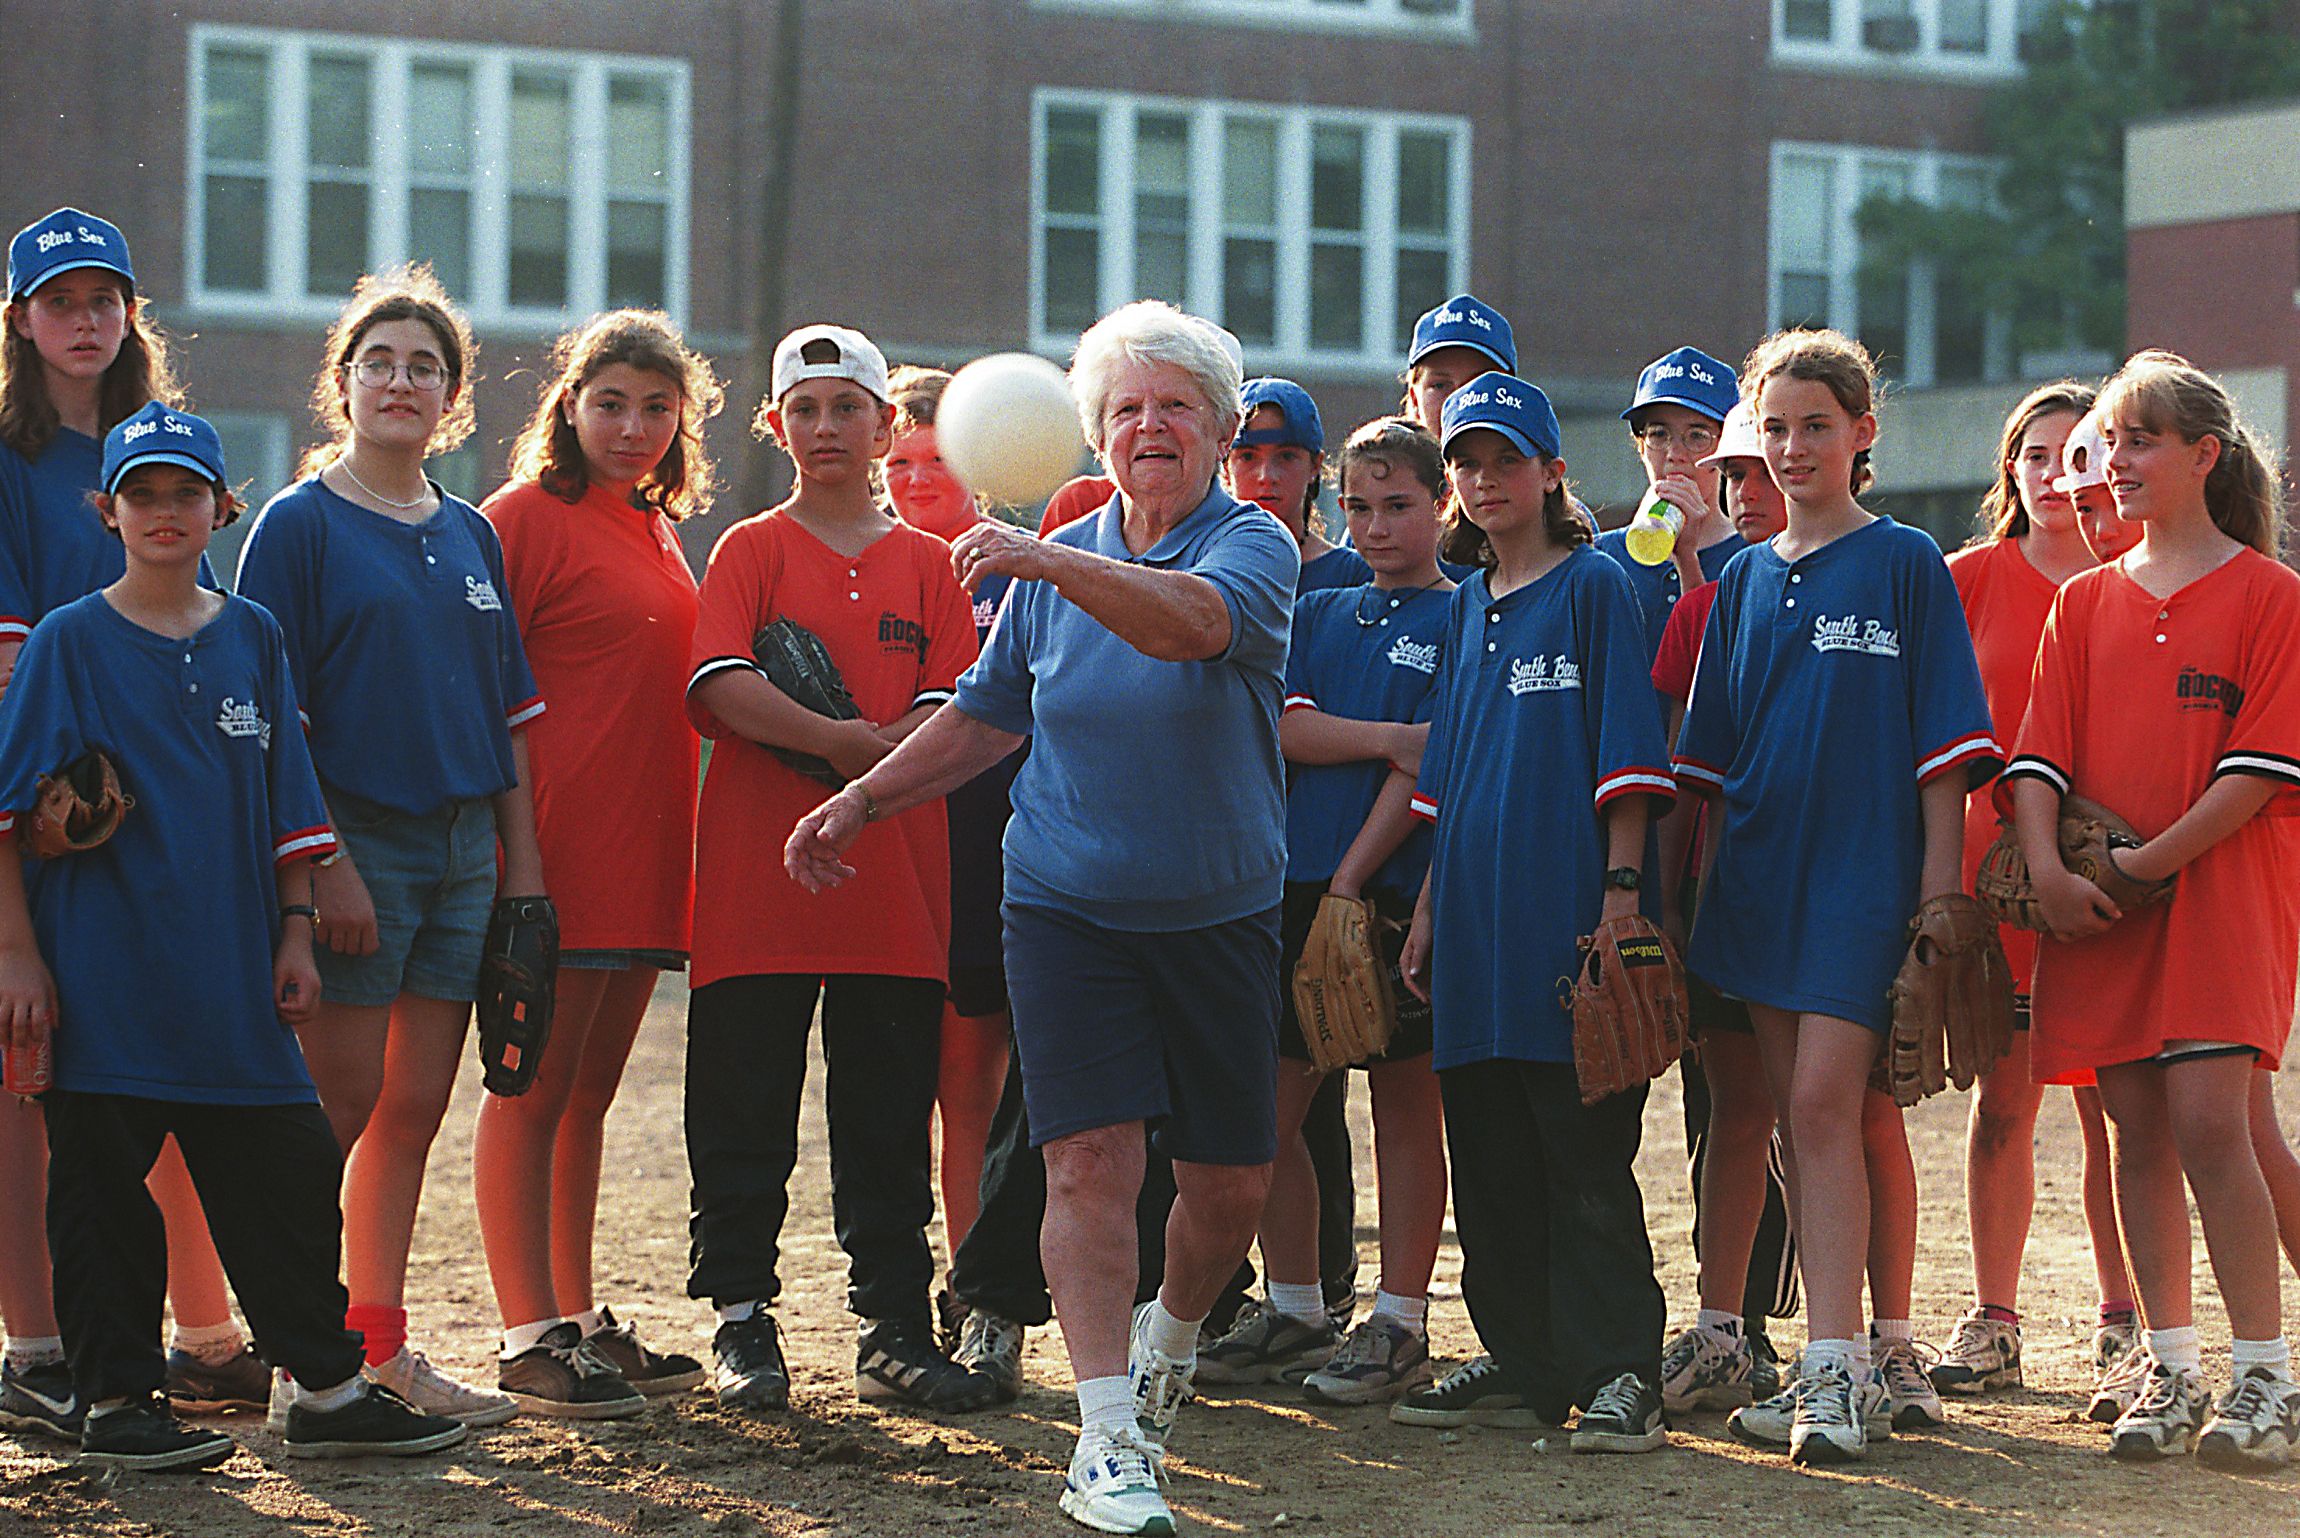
[1636,423,1719,456]
[344,358,449,392]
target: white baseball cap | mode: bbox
[772,324,891,403]
[1697,399,1762,468]
[2054,408,2109,495]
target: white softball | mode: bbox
[936,352,1086,506]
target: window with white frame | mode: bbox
[1770,142,2006,389]
[1033,92,1470,367]
[1772,0,2052,74]
[1034,0,1471,38]
[188,26,688,325]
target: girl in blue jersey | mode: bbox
[1394,376,1676,1455]
[236,268,547,1428]
[1675,330,1997,1466]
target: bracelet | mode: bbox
[851,781,881,823]
[279,904,319,924]
[314,848,344,869]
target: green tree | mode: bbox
[1855,0,2300,364]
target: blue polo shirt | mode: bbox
[1594,527,1741,663]
[1299,544,1374,593]
[235,478,544,818]
[953,484,1298,931]
[1675,516,1999,1031]
[0,429,215,640]
[0,594,336,1104]
[1282,582,1447,895]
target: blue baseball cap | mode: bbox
[1236,378,1325,453]
[1622,346,1739,425]
[102,403,227,494]
[1439,373,1561,461]
[1408,294,1516,375]
[8,208,135,301]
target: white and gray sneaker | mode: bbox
[1195,1304,1337,1386]
[2196,1368,2300,1471]
[1659,1323,1755,1413]
[1789,1359,1872,1466]
[1875,1337,1947,1430]
[2089,1342,2152,1425]
[1060,1422,1173,1536]
[954,1310,1024,1404]
[1928,1309,2021,1395]
[1728,1355,1890,1450]
[365,1346,519,1428]
[1127,1303,1196,1450]
[1303,1316,1432,1405]
[2092,1314,2139,1380]
[2110,1360,2208,1460]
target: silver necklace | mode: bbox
[338,458,431,510]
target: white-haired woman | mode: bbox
[788,302,1297,1537]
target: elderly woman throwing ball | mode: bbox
[788,301,1296,1537]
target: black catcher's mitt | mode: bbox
[478,896,559,1096]
[752,618,861,788]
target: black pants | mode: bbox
[685,973,945,1322]
[1440,1059,1664,1420]
[1680,1054,1800,1323]
[44,1091,364,1406]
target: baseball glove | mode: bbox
[1563,914,1689,1106]
[752,618,861,788]
[1292,893,1397,1073]
[26,749,133,860]
[1974,794,2174,931]
[477,896,559,1097]
[1883,893,2015,1107]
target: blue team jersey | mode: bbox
[1282,582,1447,894]
[1410,547,1673,1069]
[236,478,544,817]
[1674,516,1999,1031]
[0,594,335,1104]
[1593,526,1741,663]
[1298,544,1374,593]
[0,429,214,639]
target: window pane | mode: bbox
[308,55,370,171]
[1223,120,1276,226]
[307,181,369,297]
[1223,237,1276,348]
[609,75,670,193]
[608,200,667,309]
[511,71,572,191]
[1395,247,1449,350]
[1045,108,1101,218]
[1938,164,1990,211]
[1779,271,1830,330]
[1783,0,1834,41]
[1310,242,1363,350]
[1397,131,1450,235]
[1939,0,1988,50]
[1774,155,1832,269]
[1043,227,1100,334]
[1135,232,1186,307]
[409,63,472,177]
[204,47,269,163]
[1936,272,1986,384]
[1856,266,1908,377]
[509,194,569,307]
[408,187,471,297]
[1134,114,1188,308]
[1311,126,1363,232]
[203,176,268,292]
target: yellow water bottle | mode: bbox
[1623,484,1683,567]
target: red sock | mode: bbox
[345,1304,407,1369]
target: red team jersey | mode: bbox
[1036,475,1117,539]
[1650,578,1720,705]
[2003,550,2300,1082]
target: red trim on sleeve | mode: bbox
[1915,731,2000,786]
[506,695,547,729]
[274,826,337,867]
[1671,754,1727,791]
[1408,793,1438,824]
[0,618,29,641]
[0,812,15,836]
[1595,767,1677,810]
[1282,693,1318,714]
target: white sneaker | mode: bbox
[2110,1360,2207,1460]
[1127,1303,1195,1450]
[1928,1309,2020,1394]
[1789,1359,1871,1466]
[1060,1422,1173,1536]
[2196,1368,2300,1471]
[2089,1343,2151,1425]
[2091,1314,2139,1379]
[1874,1337,1947,1430]
[1728,1353,1890,1449]
[365,1346,519,1428]
[1659,1323,1755,1413]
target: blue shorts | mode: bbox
[1003,901,1280,1165]
[316,787,497,1009]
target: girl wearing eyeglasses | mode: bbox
[236,266,545,1431]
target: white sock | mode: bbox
[1146,1297,1201,1364]
[1806,1337,1867,1375]
[568,1306,608,1338]
[86,1396,134,1420]
[2147,1326,2203,1374]
[295,1374,367,1412]
[501,1318,564,1359]
[1371,1291,1427,1330]
[1871,1318,1913,1346]
[5,1335,64,1369]
[1076,1373,1133,1436]
[716,1301,759,1324]
[1697,1309,1743,1336]
[171,1320,247,1365]
[2231,1337,2294,1382]
[1266,1282,1324,1324]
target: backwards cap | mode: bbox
[2054,408,2110,495]
[1236,378,1324,453]
[772,324,891,403]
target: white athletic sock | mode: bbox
[1266,1282,1325,1324]
[2231,1337,2294,1382]
[85,1396,134,1420]
[716,1301,759,1324]
[295,1374,367,1412]
[1146,1297,1201,1363]
[1076,1374,1134,1436]
[171,1319,246,1365]
[501,1317,565,1359]
[1371,1291,1427,1331]
[2147,1326,2203,1374]
[1697,1309,1743,1336]
[1870,1318,1914,1346]
[568,1306,609,1338]
[1805,1337,1865,1375]
[5,1335,65,1369]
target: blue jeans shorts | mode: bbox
[316,787,497,1008]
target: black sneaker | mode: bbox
[284,1382,470,1459]
[712,1313,790,1412]
[1747,1330,1783,1402]
[1569,1372,1669,1454]
[1389,1354,1557,1429]
[165,1344,271,1413]
[856,1318,999,1412]
[935,1286,969,1356]
[79,1394,234,1471]
[583,1308,705,1396]
[0,1357,82,1441]
[498,1323,647,1420]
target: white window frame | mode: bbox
[1029,90,1471,372]
[1771,0,2034,78]
[185,24,690,329]
[1031,0,1474,41]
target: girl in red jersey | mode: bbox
[473,311,721,1416]
[2007,351,2300,1468]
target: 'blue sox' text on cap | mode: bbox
[1439,372,1562,462]
[1409,293,1518,375]
[8,208,135,302]
[1622,345,1740,425]
[103,402,228,494]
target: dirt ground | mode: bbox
[6,975,2300,1537]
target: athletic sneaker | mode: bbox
[1324,1283,1357,1335]
[712,1313,790,1412]
[1195,1304,1337,1386]
[0,1357,82,1441]
[584,1308,705,1395]
[1569,1372,1668,1454]
[499,1322,647,1419]
[1389,1354,1555,1429]
[1303,1316,1433,1406]
[2089,1343,2152,1425]
[165,1344,271,1414]
[2109,1360,2207,1460]
[1127,1302,1196,1448]
[1875,1337,1947,1430]
[1747,1330,1784,1402]
[365,1345,519,1428]
[2092,1315,2140,1380]
[284,1382,469,1459]
[1659,1323,1755,1413]
[2196,1369,2300,1471]
[1060,1421,1172,1536]
[935,1286,968,1357]
[1789,1360,1871,1466]
[1929,1310,2021,1395]
[78,1394,233,1471]
[1731,1356,1890,1450]
[856,1317,1000,1412]
[954,1310,1024,1403]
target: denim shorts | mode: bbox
[316,787,498,1008]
